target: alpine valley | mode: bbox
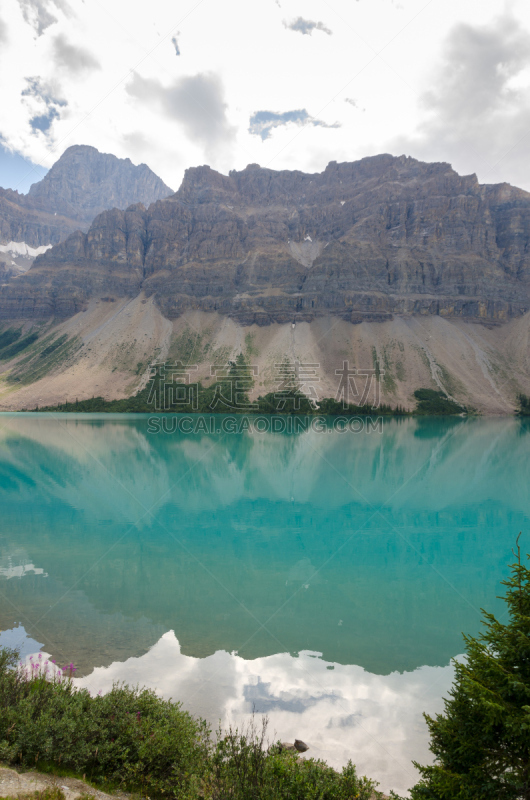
[1,146,530,413]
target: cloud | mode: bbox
[126,72,235,152]
[283,17,332,36]
[249,109,340,140]
[17,0,71,36]
[391,13,530,187]
[122,131,151,155]
[344,97,366,112]
[171,33,180,56]
[21,76,67,135]
[52,34,100,74]
[0,17,8,44]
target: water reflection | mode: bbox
[0,414,528,674]
[1,414,527,796]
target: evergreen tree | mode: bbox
[406,535,530,800]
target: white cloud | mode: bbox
[126,71,236,156]
[1,0,530,190]
[390,12,530,186]
[21,76,68,134]
[52,33,100,73]
[17,0,71,36]
[0,15,8,42]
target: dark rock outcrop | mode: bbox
[0,145,172,250]
[3,154,530,323]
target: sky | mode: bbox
[2,0,530,192]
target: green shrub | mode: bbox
[0,650,381,800]
[413,389,464,415]
[210,717,382,800]
[0,651,209,799]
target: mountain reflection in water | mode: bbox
[0,414,529,795]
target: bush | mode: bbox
[0,652,381,800]
[0,650,209,799]
[210,716,382,800]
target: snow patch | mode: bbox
[304,235,312,242]
[340,201,345,206]
[0,241,53,259]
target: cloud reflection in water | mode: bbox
[74,630,457,797]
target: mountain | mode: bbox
[1,153,530,414]
[0,145,172,258]
[4,153,530,323]
[24,145,173,226]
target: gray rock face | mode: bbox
[3,154,530,323]
[0,187,78,247]
[0,145,172,250]
[26,145,173,225]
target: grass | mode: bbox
[0,647,382,800]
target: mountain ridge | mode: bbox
[2,152,530,414]
[5,152,530,324]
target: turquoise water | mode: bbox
[0,414,529,794]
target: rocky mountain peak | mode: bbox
[26,144,172,223]
[0,145,173,256]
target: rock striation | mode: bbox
[0,145,172,250]
[2,153,530,323]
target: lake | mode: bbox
[0,413,528,796]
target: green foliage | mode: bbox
[36,357,409,417]
[0,654,209,799]
[210,717,382,800]
[0,651,381,800]
[517,394,530,416]
[406,536,530,800]
[317,397,409,417]
[0,328,22,350]
[413,389,464,416]
[0,332,39,360]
